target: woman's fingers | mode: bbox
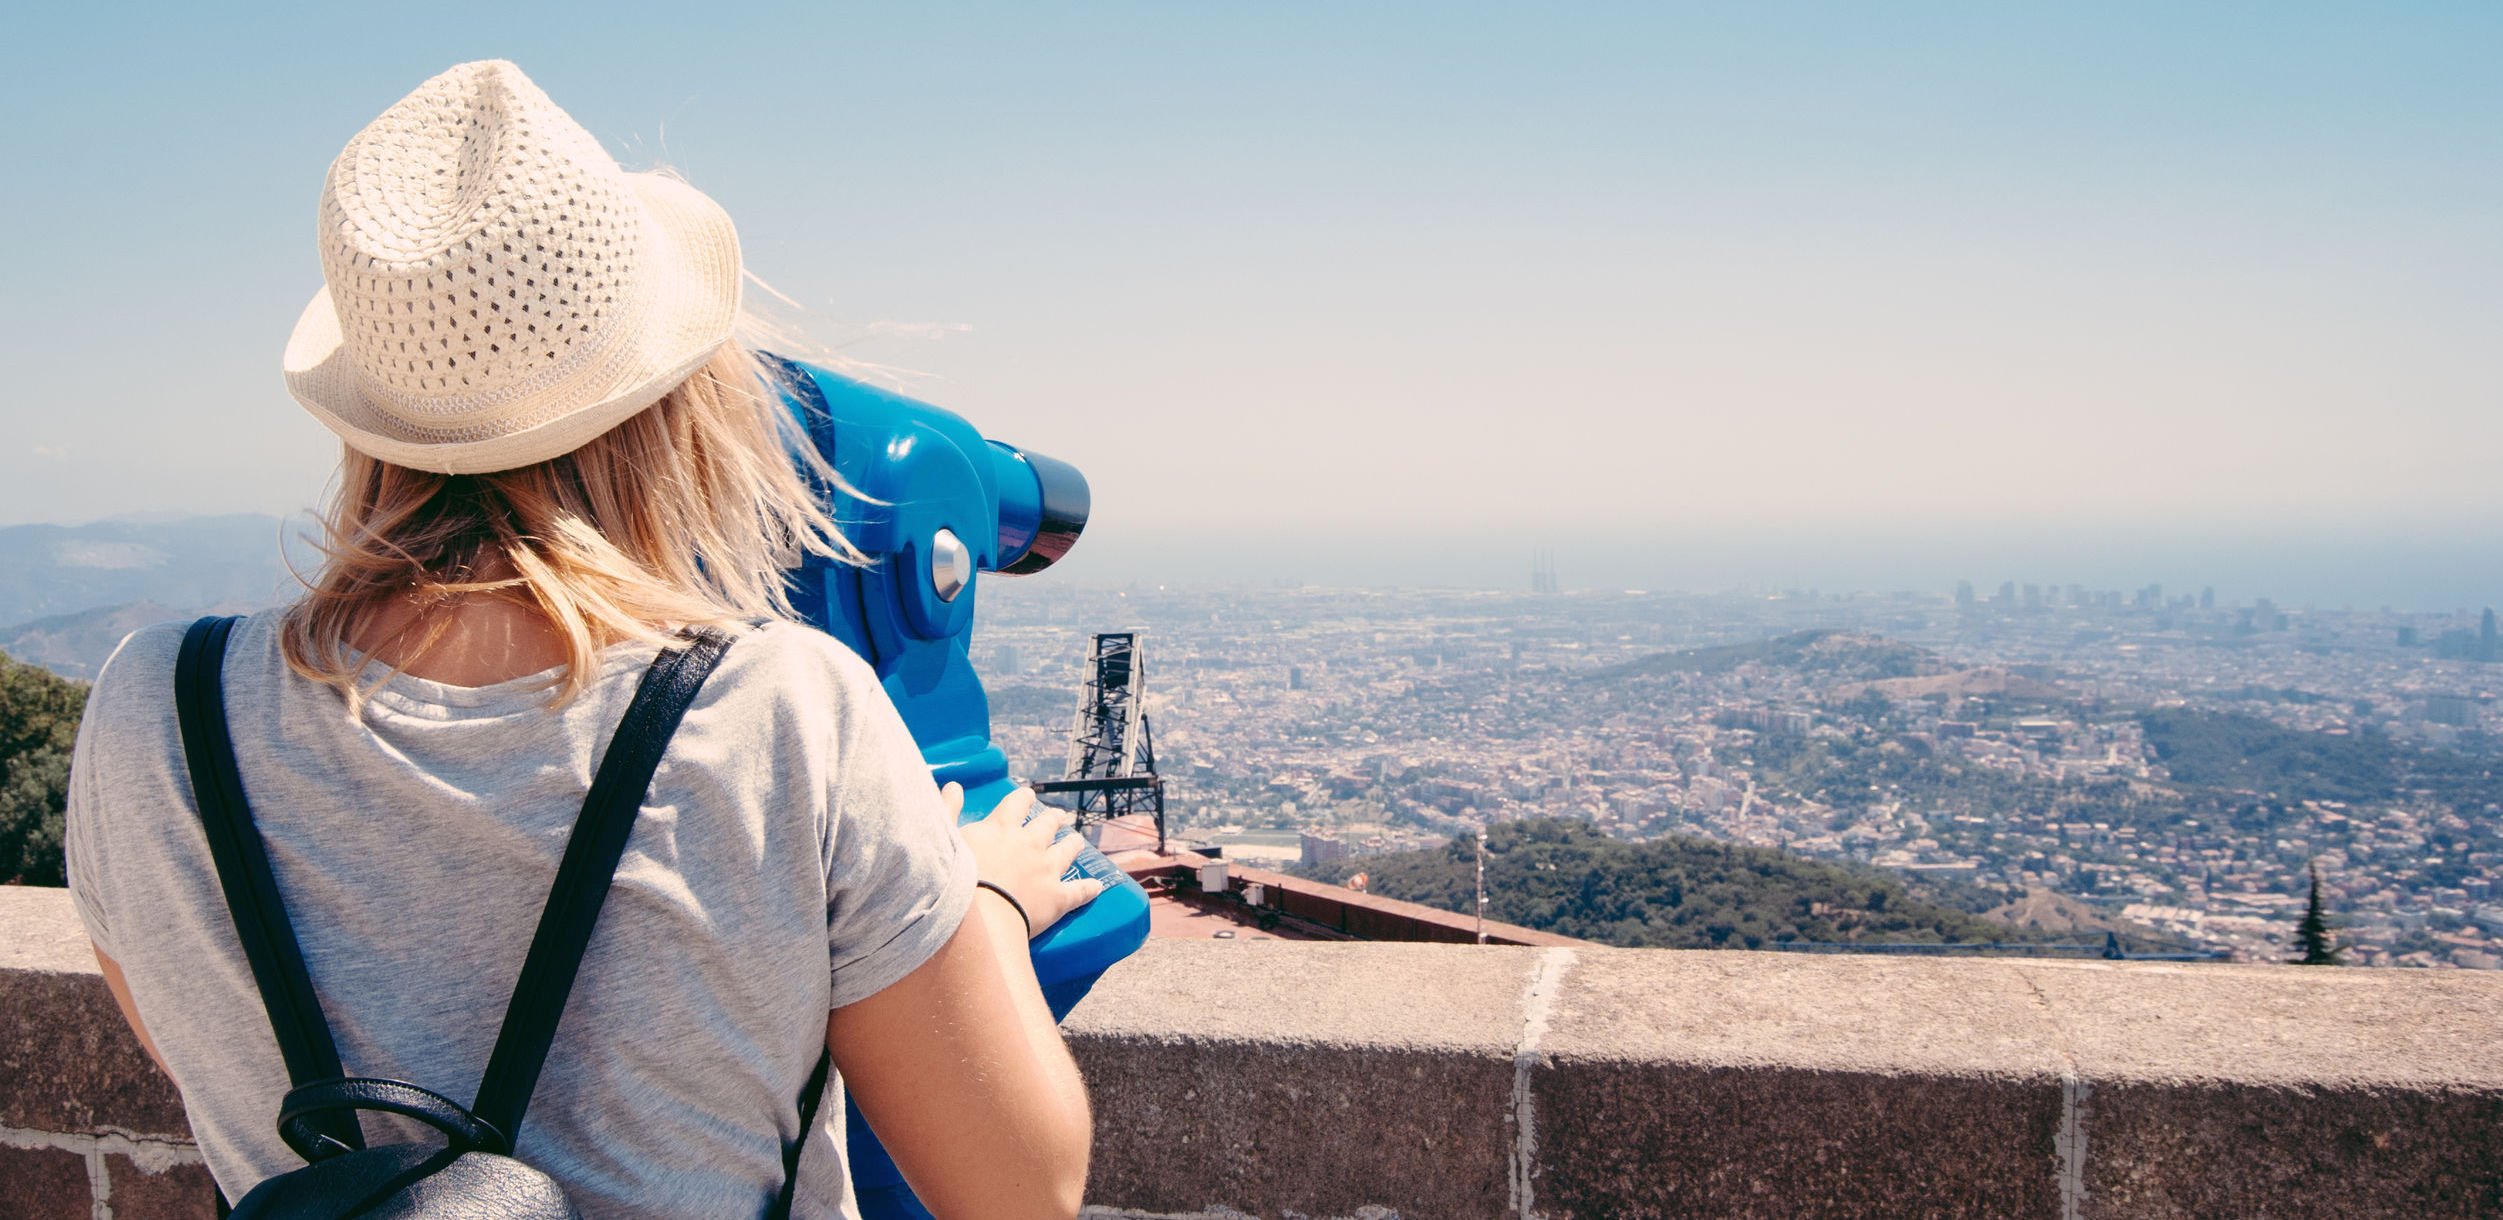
[1055,876,1108,920]
[952,786,1114,937]
[1046,828,1086,875]
[989,786,1038,827]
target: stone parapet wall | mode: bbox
[1068,941,2503,1218]
[1,888,213,1219]
[9,885,2503,1217]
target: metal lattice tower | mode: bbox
[1031,631,1167,852]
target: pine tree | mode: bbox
[2290,861,2342,966]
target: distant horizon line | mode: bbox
[9,510,2499,615]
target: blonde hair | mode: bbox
[281,338,861,709]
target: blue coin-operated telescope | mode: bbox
[769,356,1150,1219]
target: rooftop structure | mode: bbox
[1093,814,1581,946]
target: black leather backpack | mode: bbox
[175,617,827,1218]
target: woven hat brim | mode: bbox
[281,173,741,475]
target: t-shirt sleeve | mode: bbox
[65,686,118,959]
[64,624,179,962]
[820,663,978,1010]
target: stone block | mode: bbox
[1531,1060,2062,1218]
[2018,959,2503,1217]
[1070,940,1535,1218]
[1538,950,2067,1078]
[1073,1034,1515,1219]
[0,887,190,1138]
[2013,958,2503,1090]
[1070,939,1540,1052]
[0,967,189,1136]
[0,1144,92,1220]
[104,1153,220,1219]
[1528,951,2067,1217]
[2080,1080,2503,1219]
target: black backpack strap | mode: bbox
[774,1050,832,1220]
[178,620,802,1197]
[175,615,366,1157]
[469,626,735,1147]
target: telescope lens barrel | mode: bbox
[990,443,1090,576]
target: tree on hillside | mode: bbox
[2290,861,2342,966]
[1301,817,2036,950]
[0,650,87,886]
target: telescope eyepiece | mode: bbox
[998,446,1089,576]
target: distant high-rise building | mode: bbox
[1288,665,1308,691]
[1530,549,1560,594]
[1997,581,2017,604]
[2482,609,2497,663]
[2397,626,2420,648]
[1954,580,1975,607]
[2022,583,2043,609]
[2200,587,2216,610]
[1299,831,1351,867]
[2424,693,2478,727]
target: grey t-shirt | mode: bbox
[65,611,975,1218]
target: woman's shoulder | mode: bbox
[85,610,301,723]
[704,619,888,715]
[66,615,220,946]
[683,623,909,802]
[93,616,195,687]
[81,616,211,738]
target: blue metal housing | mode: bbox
[772,357,1150,1217]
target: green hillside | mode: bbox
[1302,817,2029,950]
[2140,708,2501,810]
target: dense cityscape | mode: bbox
[5,510,2500,969]
[978,576,2503,968]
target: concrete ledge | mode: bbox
[10,885,2503,1218]
[1065,941,2503,1218]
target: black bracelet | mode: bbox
[974,880,1033,938]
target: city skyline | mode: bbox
[7,508,2503,628]
[4,510,2500,969]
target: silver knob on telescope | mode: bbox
[930,529,973,602]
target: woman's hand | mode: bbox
[946,783,1106,939]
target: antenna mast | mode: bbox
[1032,631,1169,853]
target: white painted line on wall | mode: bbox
[1077,1209,1265,1220]
[0,1123,203,1220]
[1507,947,1576,1220]
[2056,1074,2090,1220]
[2018,963,2091,1220]
[0,1123,203,1173]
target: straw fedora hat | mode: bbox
[282,60,740,475]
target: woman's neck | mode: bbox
[348,586,573,689]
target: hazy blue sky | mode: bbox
[4,4,2496,602]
